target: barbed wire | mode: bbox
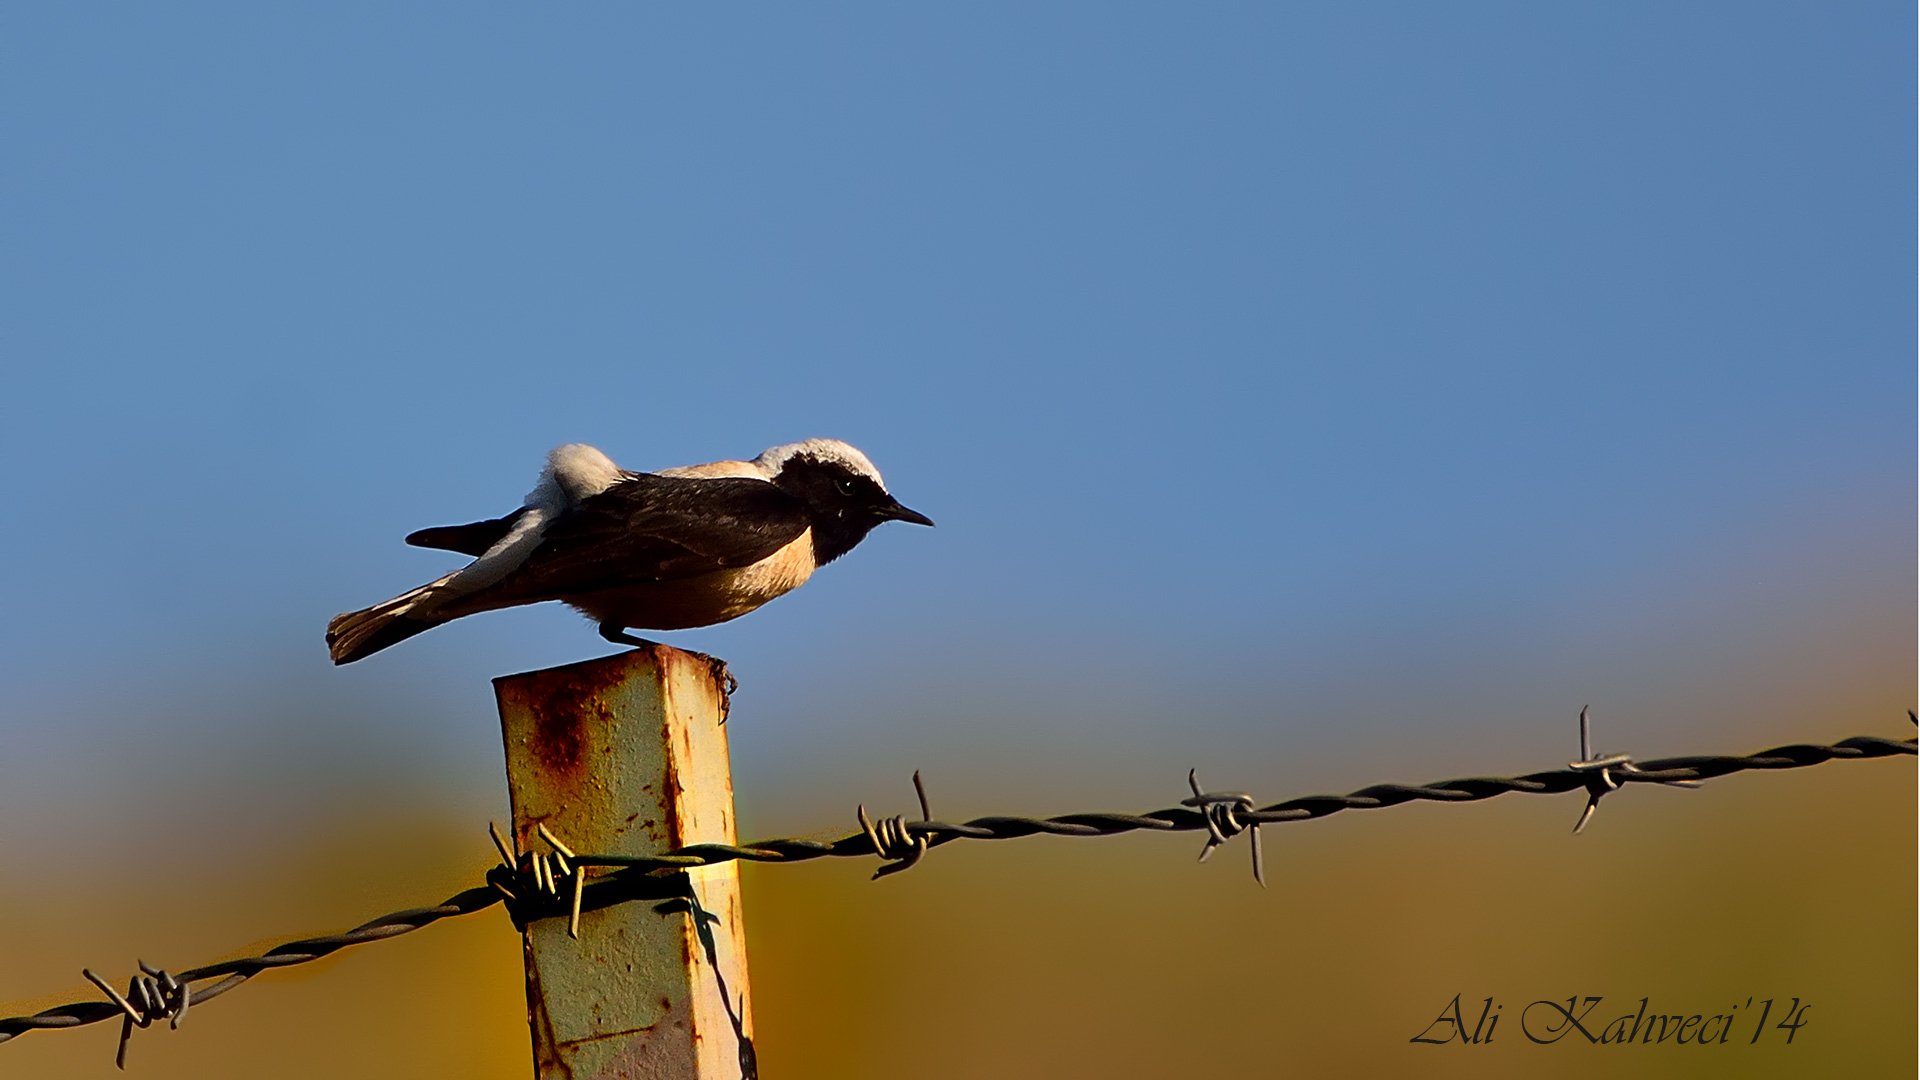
[4,712,1912,1067]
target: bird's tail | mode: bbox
[326,574,458,665]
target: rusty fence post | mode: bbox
[494,646,754,1079]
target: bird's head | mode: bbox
[757,439,933,563]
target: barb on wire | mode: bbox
[4,885,505,1066]
[1183,770,1264,886]
[489,821,588,937]
[4,715,1912,1064]
[857,770,933,879]
[1568,705,1702,834]
[79,963,188,1070]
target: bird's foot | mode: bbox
[598,623,663,650]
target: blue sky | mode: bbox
[0,4,1910,852]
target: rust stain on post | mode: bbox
[496,646,751,1080]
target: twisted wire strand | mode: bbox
[4,729,1910,1057]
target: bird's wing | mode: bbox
[483,474,811,601]
[406,508,530,556]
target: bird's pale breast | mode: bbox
[561,529,817,630]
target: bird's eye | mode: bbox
[836,478,858,496]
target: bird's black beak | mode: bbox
[879,499,935,527]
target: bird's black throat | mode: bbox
[771,454,928,566]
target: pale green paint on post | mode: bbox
[495,646,752,1080]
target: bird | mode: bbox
[326,438,932,664]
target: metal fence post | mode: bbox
[494,646,753,1079]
